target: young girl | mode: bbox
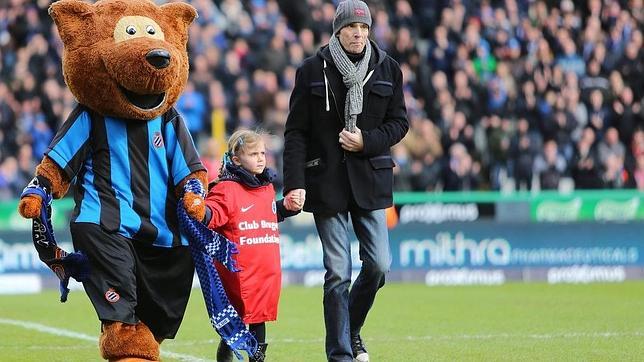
[202,129,303,362]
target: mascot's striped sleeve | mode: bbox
[45,104,205,247]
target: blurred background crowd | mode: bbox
[0,0,643,200]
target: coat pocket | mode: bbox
[370,81,394,97]
[365,81,393,118]
[367,155,395,200]
[368,155,395,169]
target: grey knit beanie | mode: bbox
[332,0,372,34]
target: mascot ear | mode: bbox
[160,2,197,33]
[49,0,96,49]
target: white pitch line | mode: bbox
[396,331,644,341]
[3,317,642,357]
[0,318,212,362]
[0,318,95,342]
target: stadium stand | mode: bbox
[0,0,642,199]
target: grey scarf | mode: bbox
[328,35,372,132]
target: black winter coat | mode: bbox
[283,41,409,213]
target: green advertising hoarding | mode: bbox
[530,190,644,222]
[394,190,644,222]
[0,190,641,233]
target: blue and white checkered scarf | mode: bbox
[178,178,262,361]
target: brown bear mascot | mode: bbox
[18,0,207,360]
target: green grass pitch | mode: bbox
[1,282,643,361]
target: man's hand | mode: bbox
[339,128,364,152]
[284,189,305,211]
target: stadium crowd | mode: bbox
[0,0,643,200]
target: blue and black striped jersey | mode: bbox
[46,105,205,247]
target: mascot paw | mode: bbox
[18,194,42,219]
[184,192,206,221]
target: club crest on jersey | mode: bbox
[272,200,276,214]
[152,131,164,148]
[104,288,120,303]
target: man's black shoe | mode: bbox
[351,334,369,362]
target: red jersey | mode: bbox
[205,180,281,323]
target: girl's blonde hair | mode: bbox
[227,129,264,157]
[213,129,265,184]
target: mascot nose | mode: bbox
[146,49,171,69]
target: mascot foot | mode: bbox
[100,321,160,361]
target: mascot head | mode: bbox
[49,0,197,120]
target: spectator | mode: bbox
[402,117,443,191]
[571,127,602,189]
[510,118,541,191]
[427,25,455,75]
[597,127,626,167]
[533,139,567,190]
[472,43,497,83]
[441,110,475,154]
[176,80,208,143]
[625,152,644,190]
[611,86,643,145]
[486,115,513,190]
[616,37,644,99]
[0,156,19,200]
[565,86,588,142]
[486,77,508,115]
[492,28,521,61]
[391,0,417,32]
[443,142,481,191]
[626,128,644,173]
[198,138,223,184]
[389,27,418,66]
[391,143,412,191]
[259,34,289,74]
[15,143,34,190]
[601,153,627,188]
[580,59,610,103]
[587,89,610,136]
[556,38,585,76]
[453,69,481,122]
[514,80,540,131]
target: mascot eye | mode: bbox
[146,25,156,35]
[126,25,137,35]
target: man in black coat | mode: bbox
[282,1,409,361]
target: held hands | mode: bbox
[284,189,305,211]
[339,128,364,152]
